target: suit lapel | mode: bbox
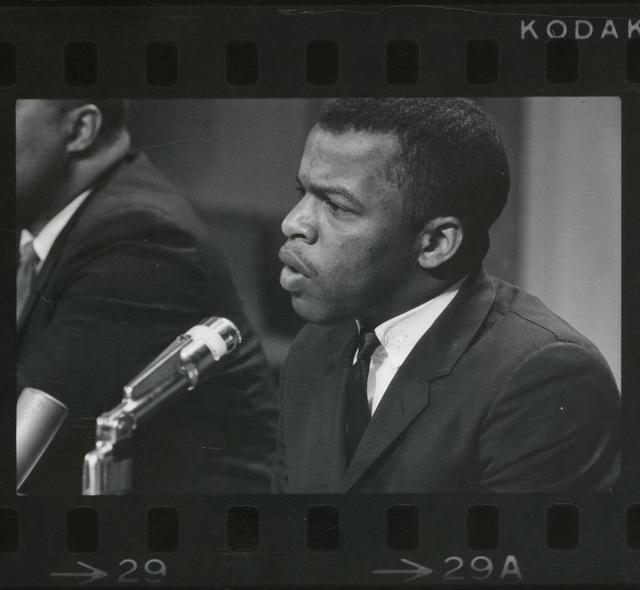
[16,158,125,336]
[17,246,54,334]
[342,269,496,492]
[315,324,358,488]
[16,197,89,336]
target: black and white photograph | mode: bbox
[15,97,621,495]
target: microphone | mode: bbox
[82,316,241,495]
[123,316,242,402]
[16,387,69,492]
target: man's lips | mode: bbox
[278,247,315,277]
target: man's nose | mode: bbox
[281,196,318,243]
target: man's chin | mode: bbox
[290,295,350,326]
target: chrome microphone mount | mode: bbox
[82,317,241,495]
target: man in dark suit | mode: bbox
[272,98,620,493]
[17,99,277,494]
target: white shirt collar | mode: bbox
[358,275,467,369]
[20,189,91,270]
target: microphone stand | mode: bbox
[82,317,241,495]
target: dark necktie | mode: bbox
[345,331,380,464]
[16,240,39,322]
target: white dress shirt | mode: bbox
[358,276,467,415]
[19,189,91,271]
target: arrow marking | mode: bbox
[50,561,108,586]
[372,558,434,583]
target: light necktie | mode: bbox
[16,240,40,322]
[345,331,380,464]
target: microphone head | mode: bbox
[123,316,242,400]
[179,317,242,389]
[184,316,242,361]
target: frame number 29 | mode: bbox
[118,559,167,583]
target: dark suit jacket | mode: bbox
[272,269,620,493]
[18,151,278,494]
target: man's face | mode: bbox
[16,100,69,228]
[279,125,419,326]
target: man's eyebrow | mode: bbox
[296,175,363,208]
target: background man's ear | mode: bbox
[65,104,102,155]
[416,216,464,270]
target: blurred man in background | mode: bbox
[273,97,619,493]
[16,99,277,494]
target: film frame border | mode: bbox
[0,2,639,587]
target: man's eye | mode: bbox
[325,199,347,213]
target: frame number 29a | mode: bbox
[443,555,522,581]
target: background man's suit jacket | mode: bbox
[18,151,278,495]
[272,269,620,493]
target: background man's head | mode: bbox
[16,99,129,231]
[280,98,510,327]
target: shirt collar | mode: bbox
[20,189,91,269]
[358,275,467,368]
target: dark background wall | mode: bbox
[127,98,620,386]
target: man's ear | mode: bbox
[416,216,464,269]
[64,104,102,155]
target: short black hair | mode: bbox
[317,98,510,272]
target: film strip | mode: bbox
[1,2,639,588]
